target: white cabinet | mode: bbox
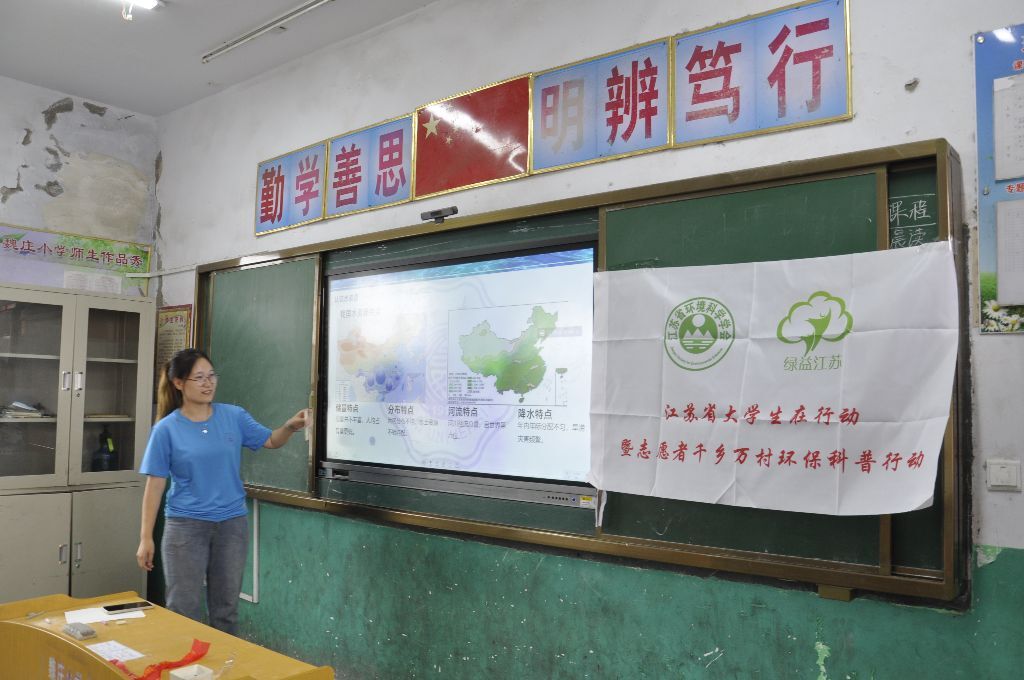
[70,486,148,598]
[0,284,154,489]
[0,493,70,601]
[0,488,146,602]
[0,283,154,601]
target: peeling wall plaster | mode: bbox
[42,152,149,237]
[0,75,158,247]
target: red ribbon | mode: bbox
[110,638,211,680]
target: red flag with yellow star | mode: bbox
[414,77,530,198]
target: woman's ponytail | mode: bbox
[155,367,181,420]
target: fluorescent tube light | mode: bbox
[201,0,335,64]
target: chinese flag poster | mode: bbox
[414,77,530,198]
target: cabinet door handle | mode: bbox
[73,541,83,568]
[73,371,84,391]
[61,371,72,391]
[58,543,68,564]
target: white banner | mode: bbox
[589,242,958,515]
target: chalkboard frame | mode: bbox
[197,139,968,603]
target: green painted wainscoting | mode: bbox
[237,502,1023,679]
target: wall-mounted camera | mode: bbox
[420,206,458,224]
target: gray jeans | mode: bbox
[161,515,249,635]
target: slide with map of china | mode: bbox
[325,248,593,482]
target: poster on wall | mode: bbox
[0,222,151,296]
[975,23,1024,332]
[589,243,958,516]
[254,142,328,236]
[532,40,670,173]
[674,0,850,147]
[155,305,192,383]
[327,116,413,218]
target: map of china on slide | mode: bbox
[459,306,557,403]
[336,315,426,403]
[324,247,594,480]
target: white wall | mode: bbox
[156,0,1024,549]
[0,75,158,247]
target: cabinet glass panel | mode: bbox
[0,299,62,478]
[80,308,139,474]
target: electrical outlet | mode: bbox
[986,458,1021,491]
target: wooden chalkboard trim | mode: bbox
[245,486,953,600]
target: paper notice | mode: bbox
[996,200,1024,305]
[994,74,1024,181]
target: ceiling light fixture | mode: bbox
[201,0,336,64]
[120,0,161,21]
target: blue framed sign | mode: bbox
[327,116,413,218]
[255,142,327,235]
[675,0,849,146]
[532,40,670,172]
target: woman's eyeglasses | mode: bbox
[186,373,218,385]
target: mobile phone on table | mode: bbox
[102,600,152,613]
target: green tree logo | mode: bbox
[777,292,853,355]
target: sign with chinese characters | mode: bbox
[155,304,192,385]
[255,1,856,234]
[0,222,151,296]
[414,77,530,198]
[532,41,670,172]
[975,23,1024,332]
[254,142,327,235]
[888,191,938,249]
[675,0,849,146]
[327,116,413,218]
[590,243,958,516]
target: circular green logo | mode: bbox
[664,297,735,371]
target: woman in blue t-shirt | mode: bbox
[136,348,307,634]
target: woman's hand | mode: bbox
[137,537,156,571]
[285,408,309,432]
[266,409,311,448]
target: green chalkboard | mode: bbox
[888,162,944,570]
[604,172,880,270]
[602,172,882,564]
[888,164,941,248]
[207,257,317,493]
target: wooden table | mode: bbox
[0,592,332,679]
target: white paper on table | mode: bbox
[64,607,146,624]
[86,640,145,661]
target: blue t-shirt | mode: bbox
[140,403,272,521]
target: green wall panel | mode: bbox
[238,503,1023,679]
